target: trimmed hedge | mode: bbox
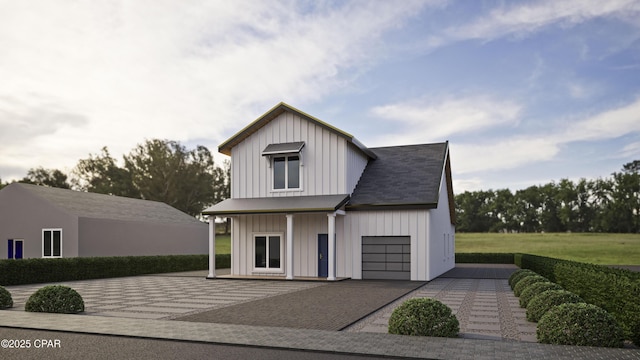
[388,298,459,337]
[537,303,624,348]
[519,282,563,308]
[25,285,84,314]
[508,269,538,289]
[0,254,231,286]
[0,285,12,309]
[513,275,548,297]
[517,253,640,345]
[455,253,514,264]
[527,289,585,322]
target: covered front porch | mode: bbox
[203,194,350,281]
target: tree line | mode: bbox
[455,161,640,233]
[0,139,230,218]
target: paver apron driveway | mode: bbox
[4,272,323,320]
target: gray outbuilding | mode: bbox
[0,183,207,259]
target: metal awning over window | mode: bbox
[262,142,305,156]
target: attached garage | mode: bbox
[361,236,411,280]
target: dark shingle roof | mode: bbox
[347,142,449,210]
[14,183,203,225]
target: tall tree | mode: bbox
[21,167,70,189]
[123,139,221,217]
[73,147,137,197]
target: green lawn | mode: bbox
[456,232,640,265]
[215,234,231,255]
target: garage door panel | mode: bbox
[362,270,410,280]
[362,245,386,253]
[362,236,410,280]
[362,253,386,262]
[362,262,386,271]
[386,254,403,262]
[386,245,404,253]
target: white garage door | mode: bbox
[362,236,410,280]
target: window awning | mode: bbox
[203,194,350,216]
[262,142,305,156]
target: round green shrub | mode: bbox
[527,289,585,322]
[508,269,537,289]
[0,286,13,309]
[537,303,624,348]
[388,298,459,337]
[25,285,84,314]
[519,282,563,308]
[513,275,547,297]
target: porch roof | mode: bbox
[203,194,350,216]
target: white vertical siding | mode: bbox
[230,112,370,198]
[232,213,332,277]
[427,171,456,280]
[341,210,431,280]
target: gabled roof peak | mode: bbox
[218,102,376,159]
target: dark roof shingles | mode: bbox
[347,143,448,209]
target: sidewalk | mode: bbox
[1,311,638,359]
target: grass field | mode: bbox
[215,234,231,254]
[215,232,639,265]
[456,232,640,265]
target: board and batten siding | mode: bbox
[342,210,431,281]
[230,112,369,198]
[427,169,456,279]
[231,213,348,277]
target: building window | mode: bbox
[254,234,282,271]
[42,229,62,258]
[273,155,300,190]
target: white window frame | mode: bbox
[42,228,63,258]
[252,233,284,273]
[271,155,303,192]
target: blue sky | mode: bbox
[1,0,639,193]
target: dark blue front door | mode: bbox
[318,234,328,277]
[7,239,13,259]
[15,240,23,259]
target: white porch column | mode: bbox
[327,212,336,281]
[286,214,294,280]
[207,215,216,279]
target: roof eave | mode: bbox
[345,203,437,211]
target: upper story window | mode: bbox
[273,155,300,189]
[263,142,304,191]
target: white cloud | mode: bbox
[370,96,521,144]
[0,0,427,180]
[434,0,640,44]
[562,97,640,142]
[453,137,560,175]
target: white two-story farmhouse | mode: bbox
[204,103,455,281]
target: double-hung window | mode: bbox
[262,142,304,191]
[42,229,62,258]
[273,155,300,190]
[254,234,282,271]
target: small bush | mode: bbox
[537,303,624,348]
[527,290,585,322]
[513,275,547,297]
[508,269,537,289]
[25,285,84,314]
[519,282,563,308]
[0,286,12,309]
[388,298,459,337]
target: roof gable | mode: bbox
[347,142,454,218]
[219,102,376,159]
[9,183,202,225]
